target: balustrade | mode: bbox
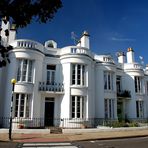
[39,82,64,93]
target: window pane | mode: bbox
[108,74,111,90]
[51,71,55,84]
[17,60,21,81]
[28,61,32,82]
[72,96,75,118]
[26,95,30,118]
[47,71,50,84]
[77,65,81,85]
[135,77,137,92]
[22,60,27,81]
[15,94,19,117]
[146,82,148,95]
[77,97,80,117]
[116,76,121,92]
[72,64,76,85]
[136,101,139,118]
[20,94,25,117]
[104,72,107,89]
[104,99,108,118]
[82,65,85,85]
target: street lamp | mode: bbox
[9,78,16,140]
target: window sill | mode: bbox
[16,82,34,85]
[70,85,88,89]
[135,93,144,96]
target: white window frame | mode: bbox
[136,101,144,118]
[104,71,114,91]
[135,76,142,94]
[104,98,114,119]
[46,65,56,84]
[17,59,33,83]
[145,81,148,95]
[71,64,85,86]
[13,93,31,118]
[47,70,55,84]
[116,75,121,93]
[71,96,85,118]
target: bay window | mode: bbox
[71,96,85,118]
[104,98,114,119]
[14,93,31,118]
[72,64,85,86]
[136,101,144,118]
[104,71,114,90]
[135,76,142,93]
[17,59,33,82]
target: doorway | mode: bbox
[44,97,54,126]
[117,100,123,121]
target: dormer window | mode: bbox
[47,43,54,48]
[45,40,57,48]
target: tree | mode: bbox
[0,0,62,67]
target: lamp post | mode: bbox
[9,78,16,140]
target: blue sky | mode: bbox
[17,0,148,65]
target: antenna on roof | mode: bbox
[71,32,79,45]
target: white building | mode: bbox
[0,20,148,128]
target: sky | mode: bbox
[17,0,148,65]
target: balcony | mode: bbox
[39,82,64,94]
[117,90,131,98]
[60,46,93,57]
[10,39,44,52]
[124,63,143,71]
[94,55,115,64]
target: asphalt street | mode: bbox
[1,137,148,148]
[74,137,148,148]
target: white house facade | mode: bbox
[0,20,148,128]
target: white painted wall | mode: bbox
[0,23,148,129]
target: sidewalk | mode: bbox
[0,127,148,143]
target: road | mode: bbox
[74,136,148,148]
[1,137,148,148]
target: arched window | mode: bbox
[47,43,54,48]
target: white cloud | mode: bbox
[111,37,136,42]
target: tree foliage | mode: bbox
[0,0,62,67]
[0,0,62,28]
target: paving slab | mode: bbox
[0,127,148,143]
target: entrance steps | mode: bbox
[49,127,63,134]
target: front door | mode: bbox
[44,98,54,126]
[117,100,123,121]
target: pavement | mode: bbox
[0,127,148,143]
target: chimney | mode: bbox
[117,52,125,63]
[79,31,90,49]
[8,24,16,44]
[127,47,135,63]
[1,18,16,45]
[1,17,10,46]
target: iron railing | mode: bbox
[117,90,131,98]
[0,117,148,129]
[39,82,64,93]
